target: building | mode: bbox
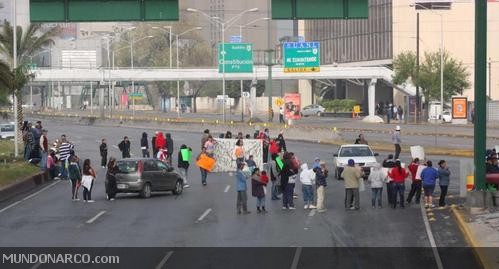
[305,0,499,105]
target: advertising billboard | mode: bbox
[284,93,301,120]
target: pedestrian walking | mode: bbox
[59,135,74,180]
[386,103,392,123]
[165,133,174,165]
[236,162,250,214]
[118,136,131,158]
[269,156,281,200]
[152,131,158,158]
[99,138,108,168]
[178,144,192,188]
[279,106,285,123]
[140,132,150,158]
[393,105,398,120]
[354,133,368,145]
[368,163,386,208]
[68,155,81,201]
[300,163,316,209]
[106,157,118,201]
[82,159,96,203]
[388,160,409,209]
[392,126,402,159]
[342,159,363,210]
[315,162,328,212]
[438,160,450,207]
[197,147,210,186]
[407,158,422,204]
[421,160,439,208]
[251,168,267,213]
[203,135,216,156]
[39,129,49,171]
[398,105,404,121]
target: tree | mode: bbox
[0,21,57,136]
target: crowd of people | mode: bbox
[19,120,460,211]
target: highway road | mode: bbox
[0,120,480,269]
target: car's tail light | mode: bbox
[137,160,143,178]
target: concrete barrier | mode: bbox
[0,171,50,203]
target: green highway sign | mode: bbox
[272,0,368,20]
[30,0,179,22]
[283,42,320,73]
[129,93,144,99]
[218,43,254,73]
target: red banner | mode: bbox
[284,93,301,120]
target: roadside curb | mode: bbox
[450,206,494,269]
[29,111,498,141]
[0,171,51,203]
[29,113,475,158]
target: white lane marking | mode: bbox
[155,251,174,269]
[224,185,230,193]
[86,210,106,224]
[308,209,316,217]
[420,203,444,269]
[197,208,212,222]
[31,262,41,269]
[0,180,60,214]
[290,247,302,269]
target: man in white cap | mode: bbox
[392,125,402,159]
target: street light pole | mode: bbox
[176,34,180,117]
[187,7,259,122]
[12,0,18,157]
[130,37,135,116]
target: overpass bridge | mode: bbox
[32,65,416,121]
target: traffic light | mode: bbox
[271,0,368,20]
[30,0,179,22]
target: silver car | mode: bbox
[301,104,325,117]
[112,158,184,198]
[0,123,15,139]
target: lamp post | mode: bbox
[115,34,153,115]
[152,26,202,117]
[151,26,173,68]
[188,7,259,122]
[12,0,18,157]
[238,17,269,122]
[411,4,444,121]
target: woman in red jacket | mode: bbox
[388,160,409,209]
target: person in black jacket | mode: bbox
[166,133,174,165]
[106,157,118,201]
[280,152,296,210]
[140,132,149,158]
[151,131,158,158]
[178,144,192,188]
[118,136,131,158]
[99,138,108,168]
[276,133,287,152]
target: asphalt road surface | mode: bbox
[0,120,480,269]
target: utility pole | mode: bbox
[474,0,487,191]
[416,12,420,123]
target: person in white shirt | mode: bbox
[300,163,316,209]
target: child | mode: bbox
[68,155,81,201]
[178,144,192,188]
[251,168,267,213]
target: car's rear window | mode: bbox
[1,125,14,132]
[116,160,138,174]
[339,147,373,157]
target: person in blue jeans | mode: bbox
[236,162,250,214]
[300,163,316,209]
[421,160,439,208]
[280,152,296,210]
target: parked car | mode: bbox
[333,144,379,180]
[300,104,325,117]
[442,111,452,123]
[0,123,15,139]
[111,158,184,198]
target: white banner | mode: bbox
[212,138,263,172]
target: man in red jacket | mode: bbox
[407,158,422,204]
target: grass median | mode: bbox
[0,140,40,188]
